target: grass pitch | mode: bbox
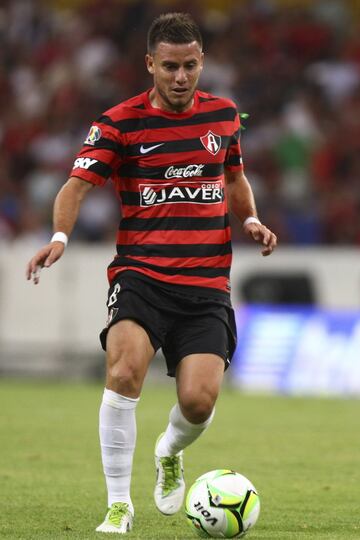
[0,379,360,539]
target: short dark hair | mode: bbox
[147,12,202,53]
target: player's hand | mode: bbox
[26,241,65,284]
[243,222,277,256]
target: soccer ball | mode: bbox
[185,469,260,538]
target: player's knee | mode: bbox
[180,391,215,424]
[106,357,142,395]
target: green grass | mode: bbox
[0,380,360,539]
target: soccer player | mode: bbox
[26,12,277,534]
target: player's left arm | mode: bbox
[225,169,277,256]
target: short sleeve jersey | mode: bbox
[70,89,243,298]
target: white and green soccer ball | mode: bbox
[185,469,260,538]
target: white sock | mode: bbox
[99,388,139,513]
[156,403,215,457]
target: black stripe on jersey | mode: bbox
[133,103,146,109]
[116,241,232,258]
[92,160,113,177]
[126,135,231,157]
[98,114,146,132]
[85,136,125,156]
[119,215,229,231]
[110,256,229,278]
[118,162,224,180]
[74,160,113,178]
[101,107,236,134]
[228,129,240,146]
[225,155,243,166]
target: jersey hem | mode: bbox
[70,170,107,186]
[110,269,232,305]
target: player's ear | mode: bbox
[145,54,155,75]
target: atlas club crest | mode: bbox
[200,130,222,156]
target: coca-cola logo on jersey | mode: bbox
[164,164,204,179]
[140,181,224,207]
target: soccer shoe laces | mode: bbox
[159,455,182,496]
[107,502,130,527]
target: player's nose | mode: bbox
[175,67,187,84]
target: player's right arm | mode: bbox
[26,176,94,284]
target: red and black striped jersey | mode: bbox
[70,88,243,298]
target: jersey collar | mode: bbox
[144,88,199,119]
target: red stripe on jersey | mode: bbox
[76,147,116,162]
[120,202,226,219]
[135,151,228,168]
[71,169,106,186]
[116,227,231,246]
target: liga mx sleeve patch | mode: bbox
[84,125,102,145]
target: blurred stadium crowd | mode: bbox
[1,0,360,245]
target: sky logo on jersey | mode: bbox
[200,130,222,156]
[84,125,102,145]
[140,181,224,207]
[73,157,98,169]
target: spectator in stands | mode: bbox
[1,0,360,245]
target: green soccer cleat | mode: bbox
[96,502,133,534]
[154,433,185,515]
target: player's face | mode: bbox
[146,41,204,113]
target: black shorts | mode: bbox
[99,273,237,377]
